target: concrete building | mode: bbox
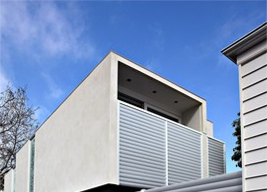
[222,22,267,192]
[4,52,225,192]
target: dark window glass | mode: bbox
[147,107,179,123]
[118,92,144,108]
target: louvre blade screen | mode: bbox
[208,137,225,176]
[119,103,166,188]
[167,122,202,184]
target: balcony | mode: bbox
[118,101,225,189]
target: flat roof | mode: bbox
[221,22,267,64]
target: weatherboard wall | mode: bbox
[237,41,267,192]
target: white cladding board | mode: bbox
[208,137,225,177]
[240,52,267,192]
[119,103,166,188]
[168,122,202,184]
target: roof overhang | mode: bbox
[221,22,267,64]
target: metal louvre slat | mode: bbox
[168,159,201,170]
[120,145,165,161]
[168,134,200,146]
[120,178,165,188]
[120,129,165,147]
[168,152,202,163]
[168,165,201,176]
[120,170,165,181]
[168,141,201,153]
[168,146,200,157]
[120,106,165,128]
[119,103,166,188]
[208,138,225,176]
[168,129,200,141]
[120,155,165,169]
[121,139,165,153]
[120,149,165,164]
[168,122,202,185]
[120,118,165,137]
[120,162,165,175]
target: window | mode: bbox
[118,92,144,108]
[147,107,179,123]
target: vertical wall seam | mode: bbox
[165,121,168,185]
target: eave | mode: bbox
[221,22,267,64]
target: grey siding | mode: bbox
[119,103,166,188]
[145,171,242,192]
[240,52,267,192]
[119,102,220,188]
[208,137,225,177]
[168,122,202,184]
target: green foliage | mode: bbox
[231,112,242,168]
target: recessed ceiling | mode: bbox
[118,63,200,112]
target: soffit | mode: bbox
[118,63,200,112]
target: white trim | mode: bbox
[238,63,246,192]
[119,100,202,135]
[165,121,168,186]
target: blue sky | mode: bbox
[0,1,266,173]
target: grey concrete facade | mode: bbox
[34,54,118,192]
[222,22,267,192]
[4,52,224,192]
[14,142,30,192]
[4,169,14,192]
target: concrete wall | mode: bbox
[237,41,267,192]
[34,53,118,192]
[206,121,213,137]
[182,105,202,132]
[4,169,15,192]
[14,142,30,192]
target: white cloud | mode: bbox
[41,73,63,100]
[0,1,95,60]
[0,66,9,92]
